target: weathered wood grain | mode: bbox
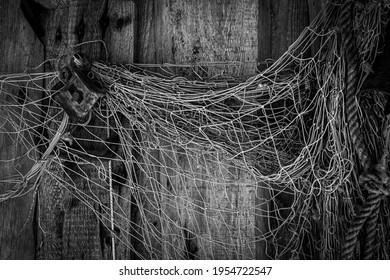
[38,0,136,259]
[258,0,272,71]
[136,0,258,259]
[98,0,137,260]
[0,0,44,259]
[137,0,258,77]
[38,0,104,260]
[1,0,325,260]
[270,0,310,59]
[257,0,312,259]
[102,0,136,64]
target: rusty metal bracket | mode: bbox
[53,53,104,123]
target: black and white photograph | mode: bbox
[0,0,389,278]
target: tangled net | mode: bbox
[1,0,390,259]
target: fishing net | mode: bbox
[1,0,390,259]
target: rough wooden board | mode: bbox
[197,155,257,259]
[0,0,44,259]
[39,0,137,259]
[44,0,106,67]
[67,0,106,59]
[129,145,164,259]
[270,0,310,59]
[135,0,156,64]
[307,0,325,57]
[61,162,103,260]
[137,0,258,77]
[100,0,137,259]
[256,0,274,260]
[258,0,311,66]
[0,0,323,260]
[159,145,205,259]
[39,0,105,260]
[256,0,311,260]
[136,0,258,259]
[257,0,272,71]
[36,160,66,259]
[165,0,258,76]
[103,0,136,64]
[307,0,325,23]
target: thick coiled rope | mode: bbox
[341,0,390,260]
[361,121,390,259]
[342,115,390,259]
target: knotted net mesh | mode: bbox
[1,1,390,259]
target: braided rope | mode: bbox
[342,101,390,259]
[341,0,372,171]
[340,0,384,259]
[363,116,390,259]
[342,193,381,259]
[363,200,380,259]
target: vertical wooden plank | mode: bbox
[43,0,106,66]
[257,0,272,71]
[36,159,66,259]
[102,0,136,64]
[274,0,309,260]
[67,0,106,58]
[256,0,311,260]
[38,0,136,259]
[39,0,107,260]
[0,0,44,259]
[260,0,313,64]
[307,0,325,23]
[98,0,137,260]
[136,0,258,259]
[256,0,273,260]
[63,0,107,259]
[133,0,165,259]
[37,3,69,259]
[307,0,325,56]
[135,0,156,64]
[271,0,310,58]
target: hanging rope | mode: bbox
[341,0,372,171]
[361,116,390,259]
[341,0,390,260]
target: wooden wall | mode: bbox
[0,0,44,259]
[0,0,324,259]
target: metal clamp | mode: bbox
[53,53,104,123]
